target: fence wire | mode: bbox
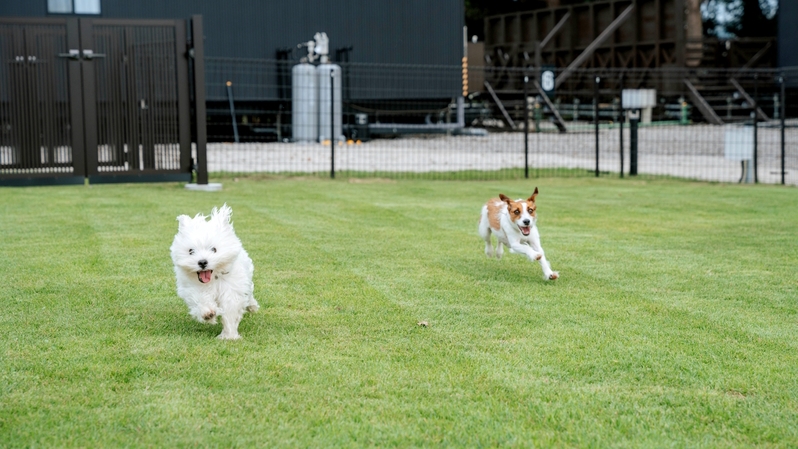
[203,58,797,185]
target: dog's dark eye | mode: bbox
[528,208,534,214]
[189,249,194,255]
[211,247,217,253]
[513,209,520,215]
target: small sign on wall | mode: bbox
[540,66,555,96]
[724,125,754,161]
[622,89,657,109]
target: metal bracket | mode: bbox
[58,49,81,60]
[82,49,106,60]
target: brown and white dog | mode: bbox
[478,188,558,280]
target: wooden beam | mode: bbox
[536,12,570,80]
[738,40,773,71]
[730,78,770,121]
[539,12,571,50]
[683,78,723,125]
[484,81,517,129]
[555,4,635,89]
[533,80,567,133]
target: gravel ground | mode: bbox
[206,122,797,185]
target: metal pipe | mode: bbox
[457,96,465,127]
[226,81,239,143]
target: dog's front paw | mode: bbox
[246,302,260,313]
[547,271,559,280]
[202,309,217,322]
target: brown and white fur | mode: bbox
[478,188,558,280]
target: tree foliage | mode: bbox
[703,0,777,38]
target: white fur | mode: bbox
[170,204,259,339]
[478,194,559,280]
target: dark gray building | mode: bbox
[778,0,797,67]
[777,0,797,86]
[1,0,463,65]
[2,0,465,101]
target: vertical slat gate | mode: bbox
[86,19,191,183]
[0,18,84,185]
[0,17,193,186]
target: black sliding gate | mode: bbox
[0,17,192,186]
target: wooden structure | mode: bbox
[481,0,776,91]
[477,0,779,126]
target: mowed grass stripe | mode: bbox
[239,180,798,445]
[1,177,797,447]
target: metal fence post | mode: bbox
[524,75,529,179]
[618,73,624,178]
[630,115,639,176]
[753,74,758,183]
[191,14,208,185]
[781,75,786,185]
[330,68,335,179]
[594,75,600,178]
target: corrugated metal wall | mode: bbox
[0,0,463,65]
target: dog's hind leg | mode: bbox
[482,235,495,258]
[245,293,260,313]
[484,237,495,258]
[478,207,495,258]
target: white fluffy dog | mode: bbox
[170,204,258,340]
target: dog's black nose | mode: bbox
[523,219,530,225]
[198,259,208,269]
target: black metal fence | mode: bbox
[204,57,797,185]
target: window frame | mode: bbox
[46,0,102,16]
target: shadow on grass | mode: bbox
[140,301,302,344]
[446,253,561,285]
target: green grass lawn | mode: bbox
[1,177,797,447]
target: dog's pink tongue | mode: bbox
[198,270,212,283]
[520,226,531,236]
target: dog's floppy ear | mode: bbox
[528,187,539,203]
[176,214,191,230]
[212,203,233,226]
